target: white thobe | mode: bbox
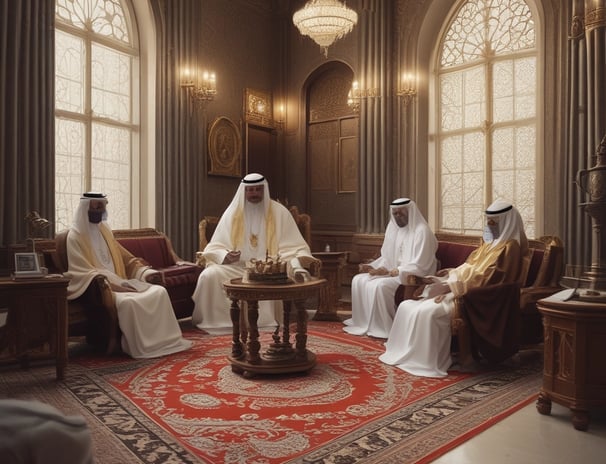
[344,213,437,338]
[115,286,192,358]
[379,294,455,377]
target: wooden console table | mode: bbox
[0,276,69,380]
[536,292,606,430]
[312,251,347,321]
[223,277,325,377]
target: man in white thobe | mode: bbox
[343,198,438,338]
[65,192,192,358]
[379,200,528,377]
[192,173,318,333]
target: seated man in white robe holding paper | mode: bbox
[65,192,192,358]
[192,173,319,334]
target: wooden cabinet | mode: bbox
[536,293,606,430]
[312,251,347,321]
[0,276,69,380]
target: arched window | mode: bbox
[54,0,139,231]
[436,0,537,237]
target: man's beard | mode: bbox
[88,210,103,223]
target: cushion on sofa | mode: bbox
[117,236,175,268]
[436,241,477,269]
[525,247,544,287]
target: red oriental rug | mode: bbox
[0,321,542,463]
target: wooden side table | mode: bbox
[223,277,325,377]
[312,251,347,321]
[0,276,69,380]
[536,292,606,430]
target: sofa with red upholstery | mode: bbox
[112,228,202,320]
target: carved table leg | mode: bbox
[247,300,260,364]
[230,298,243,360]
[295,299,308,359]
[282,300,292,344]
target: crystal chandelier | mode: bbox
[293,0,358,57]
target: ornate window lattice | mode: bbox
[437,0,537,237]
[54,0,138,231]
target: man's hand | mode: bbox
[222,250,241,264]
[422,274,447,284]
[110,282,136,293]
[145,272,162,285]
[368,266,389,276]
[359,263,373,273]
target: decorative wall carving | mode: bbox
[208,116,242,177]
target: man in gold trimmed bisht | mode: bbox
[65,192,192,358]
[379,200,528,377]
[192,173,318,333]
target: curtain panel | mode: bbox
[0,0,55,248]
[565,0,606,269]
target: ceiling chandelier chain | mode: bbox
[292,0,358,57]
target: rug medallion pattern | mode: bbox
[1,322,542,463]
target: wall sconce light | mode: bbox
[275,102,285,128]
[396,73,417,106]
[181,68,217,106]
[347,80,379,113]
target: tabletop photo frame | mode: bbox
[13,252,45,279]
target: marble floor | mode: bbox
[334,304,605,464]
[431,398,606,464]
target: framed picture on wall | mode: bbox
[244,88,275,128]
[207,116,242,177]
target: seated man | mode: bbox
[343,198,438,338]
[192,173,319,333]
[65,192,192,358]
[379,200,528,377]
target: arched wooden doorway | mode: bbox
[305,62,359,251]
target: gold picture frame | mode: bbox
[208,116,242,177]
[244,88,274,128]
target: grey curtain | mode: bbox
[150,0,205,260]
[357,0,393,233]
[565,0,606,269]
[0,0,55,247]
